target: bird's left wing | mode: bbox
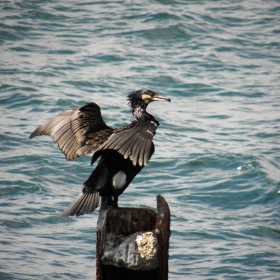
[91,120,158,167]
[29,103,113,161]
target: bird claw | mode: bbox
[101,196,118,209]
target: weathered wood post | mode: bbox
[96,195,171,280]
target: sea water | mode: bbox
[1,1,280,279]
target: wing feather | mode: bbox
[131,137,143,166]
[143,137,151,166]
[29,103,113,161]
[92,120,158,166]
[125,138,138,159]
[138,137,147,166]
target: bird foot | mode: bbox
[101,196,118,209]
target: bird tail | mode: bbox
[62,192,100,217]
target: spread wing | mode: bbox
[29,103,113,161]
[91,120,158,167]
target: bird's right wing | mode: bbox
[29,103,113,161]
[91,120,158,167]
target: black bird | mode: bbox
[30,89,171,216]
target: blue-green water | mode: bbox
[1,1,280,279]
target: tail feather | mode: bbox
[62,192,100,216]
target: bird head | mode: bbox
[127,89,171,109]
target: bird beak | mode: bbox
[152,95,171,103]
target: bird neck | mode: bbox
[131,105,159,124]
[131,105,147,120]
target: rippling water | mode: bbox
[1,1,280,279]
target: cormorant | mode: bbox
[29,89,171,216]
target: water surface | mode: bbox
[1,1,280,279]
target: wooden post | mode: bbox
[96,195,171,280]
